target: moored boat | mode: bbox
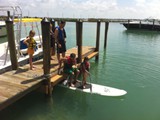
[0,21,7,37]
[0,6,43,73]
[122,19,160,31]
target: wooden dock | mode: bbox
[0,46,98,111]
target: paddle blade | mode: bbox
[90,84,92,94]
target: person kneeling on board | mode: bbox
[59,53,80,87]
[80,57,90,89]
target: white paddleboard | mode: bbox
[58,80,127,97]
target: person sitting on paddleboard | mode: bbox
[80,57,90,89]
[59,53,80,87]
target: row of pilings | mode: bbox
[5,17,109,96]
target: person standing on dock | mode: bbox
[54,20,67,63]
[59,53,80,87]
[23,30,36,70]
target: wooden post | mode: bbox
[95,21,101,60]
[76,20,83,63]
[104,22,109,49]
[152,19,155,30]
[127,20,130,28]
[139,21,141,28]
[76,22,79,46]
[50,18,55,29]
[5,17,18,70]
[50,18,55,55]
[41,18,52,96]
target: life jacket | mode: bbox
[28,37,36,49]
[81,61,90,72]
[56,26,66,42]
[64,56,76,69]
[85,62,90,71]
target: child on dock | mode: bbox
[80,57,90,89]
[59,53,80,87]
[23,30,36,70]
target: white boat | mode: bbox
[0,6,43,73]
[0,21,7,37]
[0,35,43,71]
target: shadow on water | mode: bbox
[122,29,160,38]
[0,92,47,120]
[0,36,7,44]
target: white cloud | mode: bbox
[0,0,160,19]
[133,0,160,19]
[135,0,146,4]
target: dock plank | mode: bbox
[0,96,8,103]
[51,75,66,86]
[1,72,43,87]
[87,51,98,59]
[0,79,29,88]
[0,81,27,98]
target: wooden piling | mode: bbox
[104,22,109,49]
[139,21,141,28]
[95,21,101,60]
[152,19,155,30]
[127,20,130,28]
[41,18,52,96]
[50,18,56,55]
[76,20,83,63]
[5,17,18,70]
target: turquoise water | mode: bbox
[1,23,160,120]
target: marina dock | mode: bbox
[0,14,109,111]
[0,46,98,111]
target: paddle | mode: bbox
[86,70,92,93]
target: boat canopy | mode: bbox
[14,18,42,23]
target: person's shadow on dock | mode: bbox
[14,67,29,74]
[21,75,43,84]
[12,67,44,84]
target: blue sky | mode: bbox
[0,0,160,19]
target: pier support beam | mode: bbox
[95,21,101,61]
[6,17,18,70]
[50,18,56,55]
[127,20,130,28]
[76,20,83,63]
[104,22,109,49]
[139,21,141,28]
[152,19,155,30]
[41,18,52,96]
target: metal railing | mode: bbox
[0,6,22,65]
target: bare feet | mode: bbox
[73,80,78,84]
[71,83,75,87]
[30,67,35,71]
[50,57,55,60]
[33,65,36,68]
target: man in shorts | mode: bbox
[54,20,66,63]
